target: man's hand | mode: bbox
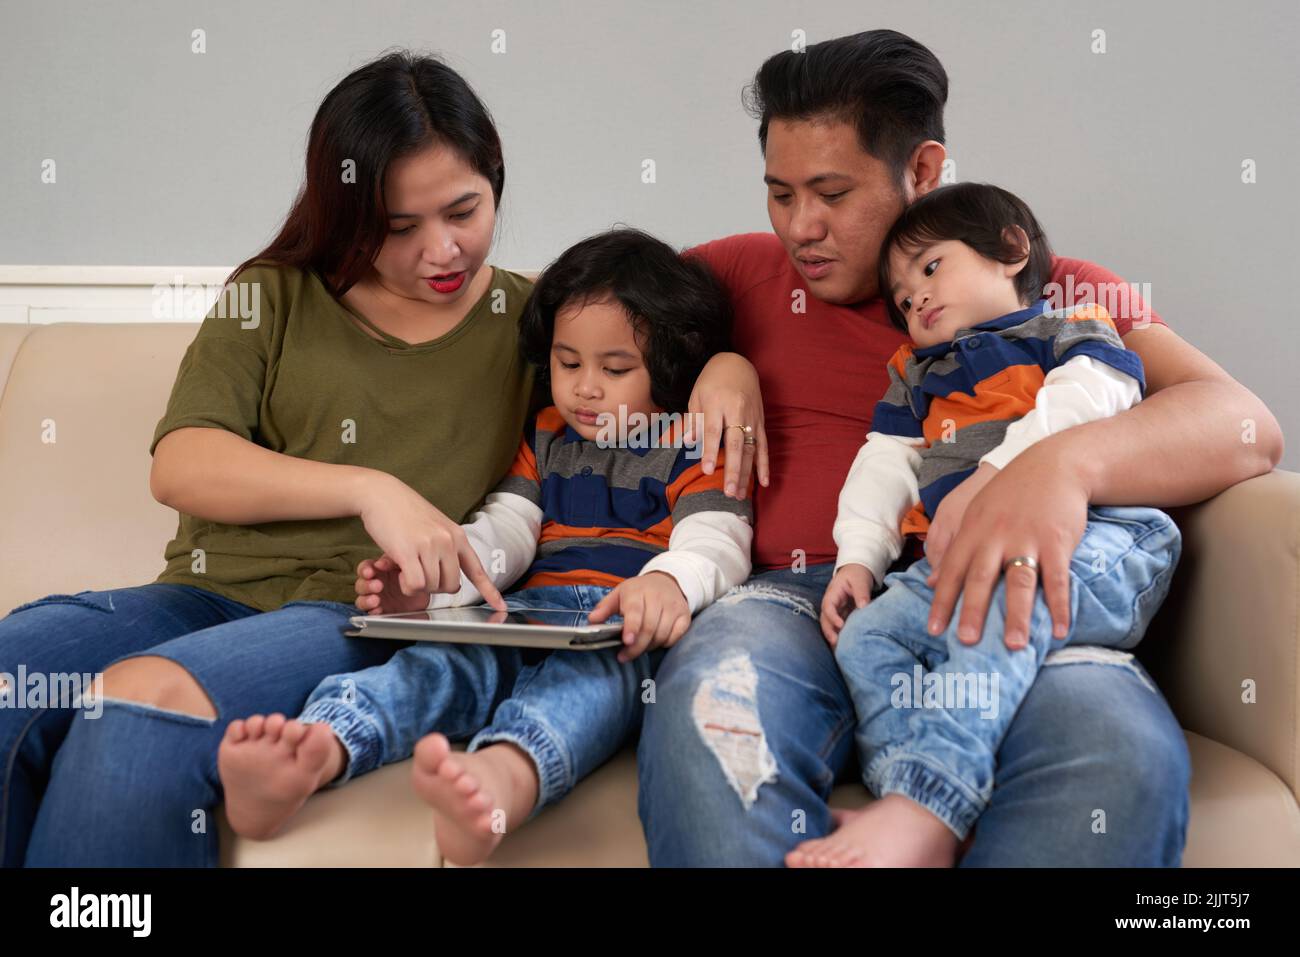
[686,352,769,499]
[923,461,1001,572]
[588,571,692,663]
[924,453,1082,650]
[820,564,875,648]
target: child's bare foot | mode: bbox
[218,714,346,840]
[785,794,961,867]
[411,733,539,866]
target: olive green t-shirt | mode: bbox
[149,262,537,612]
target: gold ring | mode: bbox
[1003,555,1039,574]
[725,424,757,446]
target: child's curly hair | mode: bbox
[519,228,733,413]
[877,182,1054,331]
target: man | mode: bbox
[636,29,1283,866]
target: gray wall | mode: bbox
[2,0,1296,468]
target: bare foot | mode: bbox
[785,794,961,867]
[218,714,346,840]
[411,733,539,866]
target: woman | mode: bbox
[1,50,765,866]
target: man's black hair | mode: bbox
[742,29,948,183]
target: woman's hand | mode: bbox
[686,352,770,499]
[921,461,1001,573]
[924,452,1084,650]
[353,471,506,610]
[820,564,875,647]
[588,571,691,664]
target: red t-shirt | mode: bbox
[688,232,1165,571]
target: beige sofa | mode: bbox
[1,318,1298,867]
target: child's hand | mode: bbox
[820,564,875,648]
[354,555,435,616]
[588,571,691,664]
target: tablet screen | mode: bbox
[371,606,616,630]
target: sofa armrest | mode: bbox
[1140,470,1299,803]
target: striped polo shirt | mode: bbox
[495,406,753,589]
[870,299,1146,538]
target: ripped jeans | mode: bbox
[0,582,401,867]
[834,506,1183,839]
[637,553,1192,866]
[298,584,663,818]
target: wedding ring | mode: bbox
[725,424,757,446]
[1003,555,1039,574]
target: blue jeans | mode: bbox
[834,505,1182,839]
[0,582,400,867]
[637,549,1192,866]
[299,584,663,817]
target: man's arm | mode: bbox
[1052,323,1283,503]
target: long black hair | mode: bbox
[519,228,732,413]
[232,50,504,295]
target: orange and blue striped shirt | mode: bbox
[494,406,753,590]
[871,299,1145,538]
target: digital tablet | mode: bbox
[345,605,624,650]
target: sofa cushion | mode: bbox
[0,323,195,613]
[218,732,1300,867]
